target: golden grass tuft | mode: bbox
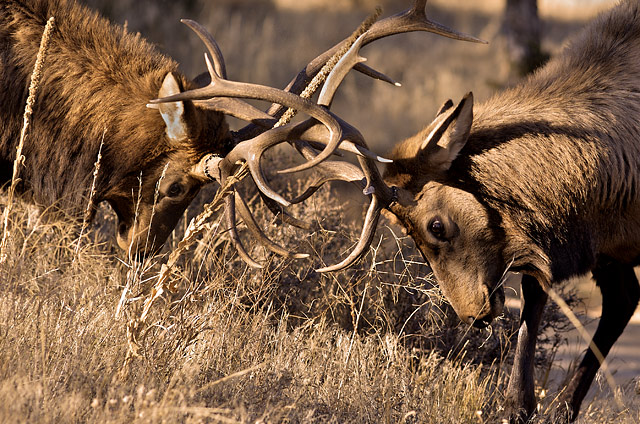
[0,17,55,264]
[75,133,106,257]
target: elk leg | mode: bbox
[504,274,548,423]
[555,259,640,421]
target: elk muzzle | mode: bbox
[440,277,505,328]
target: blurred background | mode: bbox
[80,0,617,156]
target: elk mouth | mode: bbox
[469,284,505,329]
[116,220,162,257]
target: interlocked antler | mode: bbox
[150,1,482,270]
[287,34,399,272]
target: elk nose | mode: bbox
[116,222,131,251]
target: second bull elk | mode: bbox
[303,1,637,422]
[381,1,640,421]
[175,0,640,422]
[1,0,230,256]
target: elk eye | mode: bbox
[428,218,446,240]
[167,182,183,198]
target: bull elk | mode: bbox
[172,0,640,422]
[1,0,231,255]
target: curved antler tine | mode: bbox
[249,158,290,206]
[289,140,366,203]
[288,160,365,204]
[316,194,383,273]
[364,0,487,45]
[285,119,392,165]
[318,34,368,107]
[225,193,263,268]
[306,139,392,163]
[355,152,397,206]
[354,62,401,87]
[223,126,295,207]
[289,168,363,204]
[193,98,276,127]
[289,185,323,205]
[234,191,309,259]
[342,140,393,163]
[181,19,227,79]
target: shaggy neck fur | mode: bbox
[451,1,640,283]
[0,0,227,212]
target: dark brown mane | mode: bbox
[0,0,226,211]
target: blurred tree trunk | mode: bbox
[501,0,549,77]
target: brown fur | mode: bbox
[0,0,230,254]
[384,1,640,421]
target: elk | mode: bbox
[1,0,231,256]
[380,2,640,420]
[174,0,639,422]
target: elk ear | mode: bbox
[154,72,188,143]
[420,92,473,172]
[435,98,454,116]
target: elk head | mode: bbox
[108,71,229,256]
[382,94,507,327]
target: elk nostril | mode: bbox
[118,222,128,237]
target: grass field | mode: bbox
[1,0,638,422]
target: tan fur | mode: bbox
[386,0,640,314]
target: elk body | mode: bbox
[0,0,230,255]
[383,1,640,421]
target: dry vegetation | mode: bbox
[1,0,638,423]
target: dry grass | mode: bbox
[1,1,639,423]
[2,181,638,422]
[0,185,497,423]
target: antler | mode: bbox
[151,1,480,269]
[237,0,486,137]
[288,35,398,272]
[151,20,351,177]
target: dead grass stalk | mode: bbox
[544,285,624,411]
[75,132,105,257]
[0,17,55,264]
